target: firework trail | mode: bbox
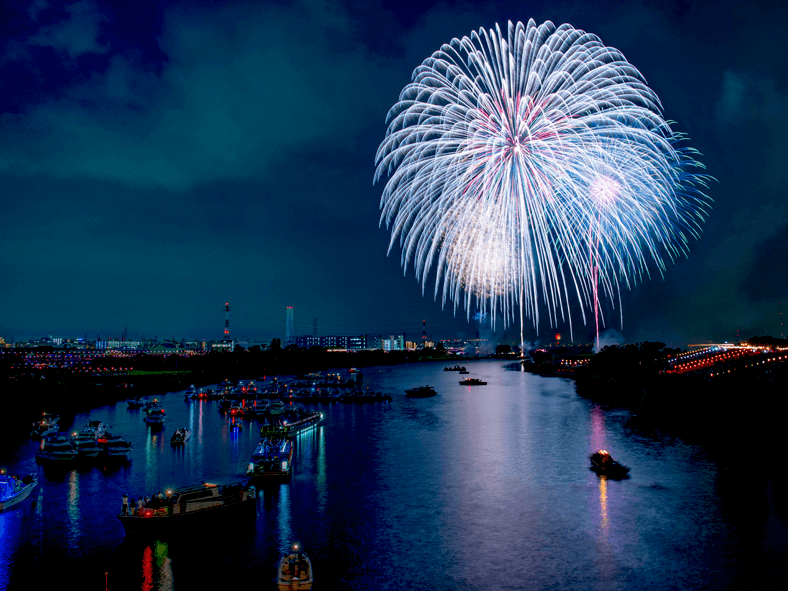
[374,20,711,350]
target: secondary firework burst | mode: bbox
[374,19,711,349]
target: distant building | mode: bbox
[286,307,294,345]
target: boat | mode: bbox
[99,433,133,460]
[117,479,258,535]
[589,450,630,478]
[459,378,487,386]
[459,369,469,374]
[144,399,163,411]
[228,416,243,430]
[126,397,145,409]
[0,471,38,511]
[260,409,323,439]
[444,365,467,372]
[30,412,60,438]
[70,427,103,459]
[36,434,77,463]
[228,402,245,417]
[277,542,313,590]
[185,384,196,397]
[171,428,191,445]
[269,400,286,415]
[145,407,166,426]
[247,438,293,479]
[405,385,437,398]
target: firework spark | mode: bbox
[374,20,711,347]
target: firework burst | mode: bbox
[374,19,711,347]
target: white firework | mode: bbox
[374,19,711,346]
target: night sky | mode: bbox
[1,0,786,348]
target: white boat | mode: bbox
[0,472,38,511]
[171,428,191,445]
[126,397,144,409]
[70,428,103,459]
[277,542,313,590]
[30,412,60,438]
[269,400,286,415]
[185,384,196,397]
[36,434,77,462]
[99,432,133,460]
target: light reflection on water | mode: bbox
[0,360,780,590]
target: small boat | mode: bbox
[459,369,469,374]
[36,434,77,462]
[185,384,197,397]
[405,385,437,398]
[117,479,257,535]
[126,397,145,409]
[228,402,245,417]
[277,542,313,590]
[171,428,191,445]
[30,412,60,438]
[228,417,243,430]
[459,378,487,386]
[444,365,467,372]
[145,408,166,426]
[589,450,630,478]
[0,471,38,511]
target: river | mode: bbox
[0,360,784,590]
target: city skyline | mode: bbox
[2,0,787,349]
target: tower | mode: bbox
[223,303,231,339]
[422,320,427,343]
[286,307,294,345]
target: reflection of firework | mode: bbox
[375,20,711,342]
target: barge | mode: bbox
[260,409,323,439]
[117,479,257,535]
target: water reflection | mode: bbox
[67,470,80,548]
[132,539,173,591]
[277,482,292,552]
[598,475,609,535]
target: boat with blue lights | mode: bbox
[0,471,38,511]
[260,409,323,439]
[247,438,293,479]
[117,478,257,535]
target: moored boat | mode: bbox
[405,385,437,398]
[277,542,313,590]
[590,450,630,478]
[117,479,257,535]
[36,434,77,463]
[444,365,467,372]
[260,409,323,439]
[0,471,38,511]
[126,396,145,409]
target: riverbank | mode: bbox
[522,347,788,468]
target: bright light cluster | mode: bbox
[375,20,711,335]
